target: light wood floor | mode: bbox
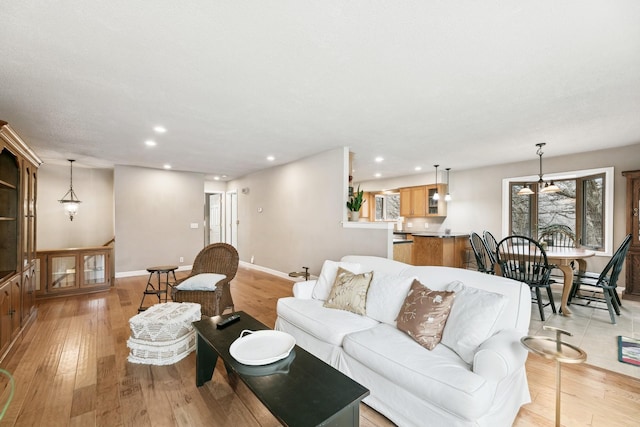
[0,267,638,426]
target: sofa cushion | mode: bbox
[312,260,361,301]
[366,271,415,325]
[441,284,508,364]
[276,297,379,346]
[343,323,494,420]
[324,268,373,315]
[396,279,455,350]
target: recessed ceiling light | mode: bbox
[221,175,228,178]
[145,140,157,147]
[414,166,422,171]
[267,156,275,161]
[375,156,384,163]
[374,173,382,178]
[153,126,167,133]
[163,164,171,169]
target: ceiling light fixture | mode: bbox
[267,156,275,161]
[414,166,422,171]
[375,156,384,162]
[444,168,452,202]
[58,159,81,221]
[432,165,440,201]
[517,143,561,195]
[163,164,172,169]
[145,140,157,147]
[153,126,167,133]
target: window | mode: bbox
[503,168,613,255]
[374,193,400,221]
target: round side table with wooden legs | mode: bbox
[521,326,587,427]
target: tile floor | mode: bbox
[528,283,640,378]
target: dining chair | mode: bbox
[539,226,576,248]
[172,243,239,316]
[469,232,495,274]
[496,235,555,320]
[482,230,499,265]
[568,234,632,324]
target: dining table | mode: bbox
[543,247,595,316]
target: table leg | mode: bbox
[558,264,573,316]
[196,333,218,387]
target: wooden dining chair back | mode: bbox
[538,226,576,248]
[469,232,495,274]
[569,234,632,324]
[482,230,499,265]
[496,235,556,320]
[172,243,239,316]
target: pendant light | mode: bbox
[58,159,82,221]
[444,168,452,202]
[432,165,440,201]
[517,143,561,195]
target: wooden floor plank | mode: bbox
[1,266,638,426]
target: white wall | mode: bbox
[227,147,389,276]
[114,165,205,273]
[37,163,114,249]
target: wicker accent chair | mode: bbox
[172,243,239,316]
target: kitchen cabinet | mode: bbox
[412,233,469,268]
[400,186,426,217]
[426,184,447,217]
[393,241,413,264]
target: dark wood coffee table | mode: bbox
[192,311,369,427]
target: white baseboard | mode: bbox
[239,261,316,282]
[115,265,193,278]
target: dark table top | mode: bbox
[192,312,369,427]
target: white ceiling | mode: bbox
[1,1,640,182]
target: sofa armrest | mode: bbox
[472,329,528,382]
[292,279,317,299]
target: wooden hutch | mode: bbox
[0,121,41,361]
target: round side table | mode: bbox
[521,326,586,427]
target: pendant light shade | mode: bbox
[432,164,440,201]
[517,143,561,195]
[58,159,82,221]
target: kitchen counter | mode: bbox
[411,232,468,238]
[393,239,412,244]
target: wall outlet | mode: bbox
[250,255,255,264]
[179,257,184,263]
[424,222,429,229]
[406,223,413,228]
[190,223,199,229]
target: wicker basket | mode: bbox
[129,302,201,342]
[127,331,196,365]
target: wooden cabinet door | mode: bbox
[623,170,640,298]
[10,275,20,339]
[400,186,426,217]
[0,280,12,355]
[399,188,412,217]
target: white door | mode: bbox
[226,190,238,248]
[205,193,223,245]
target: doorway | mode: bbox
[205,192,223,245]
[226,190,238,247]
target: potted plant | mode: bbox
[346,185,366,221]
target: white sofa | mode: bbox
[275,255,532,427]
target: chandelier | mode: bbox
[58,159,82,221]
[517,143,560,195]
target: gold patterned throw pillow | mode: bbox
[396,279,455,350]
[323,267,374,315]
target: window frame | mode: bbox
[374,192,400,222]
[502,167,614,256]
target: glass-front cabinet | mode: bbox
[37,246,113,297]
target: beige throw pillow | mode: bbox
[396,279,455,350]
[323,267,373,315]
